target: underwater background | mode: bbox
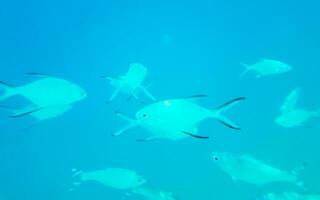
[0,0,319,199]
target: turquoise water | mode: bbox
[0,0,319,199]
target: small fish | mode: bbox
[129,187,177,200]
[113,95,245,141]
[211,152,306,188]
[71,168,146,190]
[102,63,156,103]
[240,59,292,78]
[261,192,320,200]
[0,73,86,121]
[275,88,320,128]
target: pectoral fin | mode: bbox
[9,107,44,118]
[136,136,159,142]
[112,122,139,136]
[182,131,209,139]
[139,86,156,101]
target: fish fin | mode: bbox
[26,72,51,77]
[107,86,123,103]
[139,85,156,101]
[69,168,84,191]
[240,63,251,77]
[280,88,301,113]
[296,181,307,190]
[9,107,44,118]
[292,162,307,176]
[185,94,208,100]
[114,111,135,122]
[315,110,320,118]
[182,131,209,139]
[112,122,139,137]
[0,81,18,101]
[102,75,124,103]
[213,97,246,130]
[101,75,122,81]
[136,136,159,142]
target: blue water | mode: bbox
[0,0,319,199]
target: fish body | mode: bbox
[72,168,146,190]
[241,59,292,78]
[211,152,304,187]
[113,96,245,141]
[275,88,320,127]
[104,63,155,102]
[262,192,320,200]
[0,74,86,121]
[131,187,177,200]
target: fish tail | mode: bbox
[211,97,246,130]
[0,81,17,102]
[240,63,251,77]
[296,181,307,190]
[69,168,84,191]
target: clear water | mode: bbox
[0,0,319,199]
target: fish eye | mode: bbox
[142,114,147,118]
[138,179,142,182]
[214,157,219,161]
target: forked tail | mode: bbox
[0,81,17,102]
[69,168,84,191]
[212,97,246,130]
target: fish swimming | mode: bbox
[240,59,292,78]
[261,192,320,200]
[275,88,320,128]
[0,73,87,121]
[102,63,156,103]
[113,95,245,141]
[211,152,305,188]
[129,187,177,200]
[72,168,146,190]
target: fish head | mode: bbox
[133,173,147,188]
[277,62,292,73]
[136,100,171,125]
[211,152,232,163]
[66,83,87,103]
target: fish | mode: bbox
[275,88,320,128]
[261,192,320,200]
[113,95,245,141]
[0,73,87,121]
[211,152,306,188]
[129,187,177,200]
[240,59,292,78]
[102,63,156,103]
[71,168,146,190]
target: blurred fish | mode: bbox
[275,88,320,128]
[102,63,156,103]
[211,152,306,188]
[113,95,245,141]
[240,59,292,78]
[129,187,177,200]
[261,192,320,200]
[71,168,146,190]
[0,73,86,121]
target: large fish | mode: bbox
[240,59,292,78]
[211,152,305,188]
[261,192,320,200]
[103,63,156,103]
[275,88,320,128]
[129,187,177,200]
[113,95,245,141]
[72,168,146,190]
[0,73,86,121]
